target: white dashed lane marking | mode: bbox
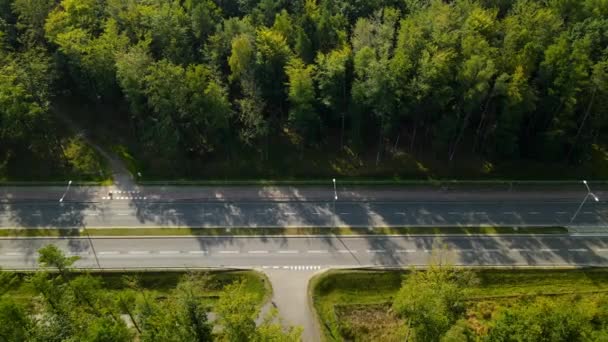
[128,251,150,255]
[366,249,386,253]
[219,251,239,254]
[568,248,589,252]
[248,250,269,254]
[307,250,328,254]
[277,250,299,254]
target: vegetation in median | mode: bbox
[311,266,608,341]
[0,226,568,237]
[0,245,301,341]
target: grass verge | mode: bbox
[310,268,608,341]
[0,226,568,237]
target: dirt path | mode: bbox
[57,114,135,188]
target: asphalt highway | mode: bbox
[0,185,606,228]
[0,198,607,228]
[1,235,607,269]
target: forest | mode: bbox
[1,0,607,179]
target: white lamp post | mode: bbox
[59,180,72,203]
[570,180,599,224]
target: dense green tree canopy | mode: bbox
[0,0,607,169]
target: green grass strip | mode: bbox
[0,226,568,237]
[310,268,608,341]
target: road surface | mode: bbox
[0,185,607,228]
[1,235,607,269]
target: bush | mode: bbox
[63,137,106,177]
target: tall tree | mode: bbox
[315,45,351,147]
[285,57,318,141]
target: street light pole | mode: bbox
[81,226,101,269]
[332,178,338,214]
[332,178,338,201]
[570,180,600,224]
[59,180,72,203]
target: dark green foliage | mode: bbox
[0,0,607,177]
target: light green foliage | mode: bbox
[255,27,292,112]
[485,297,607,341]
[285,57,318,140]
[63,137,106,177]
[315,45,350,116]
[272,9,293,44]
[46,1,128,99]
[115,41,153,115]
[229,32,268,145]
[138,274,212,342]
[255,308,303,341]
[229,33,255,82]
[216,281,302,342]
[215,281,258,341]
[0,58,46,146]
[37,244,79,271]
[392,264,477,341]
